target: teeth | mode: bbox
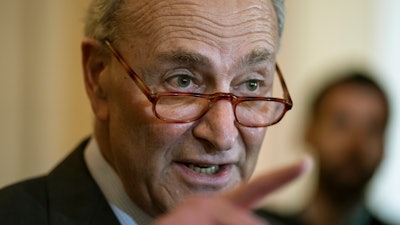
[187,164,220,175]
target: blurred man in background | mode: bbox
[257,72,390,225]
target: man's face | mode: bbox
[99,0,279,215]
[307,84,387,194]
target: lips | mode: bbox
[174,161,235,188]
[186,164,220,175]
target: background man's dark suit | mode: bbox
[0,139,121,225]
[255,208,388,225]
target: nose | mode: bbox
[192,100,239,151]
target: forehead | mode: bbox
[119,0,278,55]
[320,85,387,121]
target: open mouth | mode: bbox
[186,164,221,175]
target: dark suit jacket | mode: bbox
[0,139,121,225]
[255,209,389,225]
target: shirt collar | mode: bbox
[84,137,154,225]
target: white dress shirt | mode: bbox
[84,138,154,225]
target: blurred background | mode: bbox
[0,0,399,224]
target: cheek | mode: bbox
[362,142,384,171]
[107,104,193,199]
[240,127,267,176]
[310,129,345,168]
[110,105,191,165]
[313,124,347,154]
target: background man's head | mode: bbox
[305,72,389,199]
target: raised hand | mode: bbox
[153,158,310,225]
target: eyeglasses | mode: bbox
[103,39,293,127]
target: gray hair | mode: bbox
[84,0,285,40]
[271,0,285,38]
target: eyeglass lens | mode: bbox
[154,95,286,127]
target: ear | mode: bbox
[82,37,109,121]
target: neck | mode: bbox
[301,187,364,225]
[94,120,113,166]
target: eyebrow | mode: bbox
[238,48,273,68]
[157,50,210,66]
[156,48,273,68]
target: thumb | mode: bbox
[225,157,311,209]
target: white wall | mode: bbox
[367,0,400,223]
[0,0,92,186]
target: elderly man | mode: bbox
[0,0,308,224]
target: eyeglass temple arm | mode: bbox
[275,64,293,107]
[103,39,153,98]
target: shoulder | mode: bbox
[0,176,48,224]
[0,176,47,203]
[0,138,91,224]
[368,212,391,225]
[0,138,117,225]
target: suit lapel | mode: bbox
[46,139,121,225]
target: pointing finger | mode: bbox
[226,157,311,209]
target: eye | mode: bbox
[234,78,268,96]
[245,80,260,91]
[176,75,192,88]
[165,73,197,91]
